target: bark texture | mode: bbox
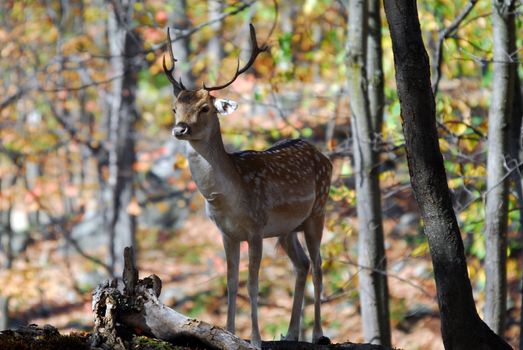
[484,0,516,334]
[508,57,523,349]
[346,0,390,346]
[106,4,141,275]
[0,169,17,329]
[366,0,385,134]
[383,0,512,349]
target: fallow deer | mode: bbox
[163,24,332,347]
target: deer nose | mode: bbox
[172,122,191,137]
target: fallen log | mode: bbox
[90,247,255,350]
[90,247,392,350]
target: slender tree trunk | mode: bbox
[346,0,390,345]
[383,0,511,348]
[207,0,224,82]
[366,0,384,135]
[279,1,296,70]
[0,213,12,330]
[0,296,8,330]
[508,63,523,349]
[366,0,390,345]
[107,3,141,276]
[505,15,522,345]
[170,0,195,88]
[484,0,516,335]
[107,6,125,276]
[0,175,16,330]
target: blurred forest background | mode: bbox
[0,0,522,349]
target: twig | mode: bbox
[39,74,124,92]
[47,100,103,155]
[268,81,300,132]
[443,120,485,139]
[330,258,436,300]
[457,157,523,213]
[25,186,113,274]
[432,0,479,96]
[0,88,26,111]
[148,0,257,55]
[0,146,113,273]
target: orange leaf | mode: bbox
[127,198,142,216]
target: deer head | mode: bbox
[163,24,267,142]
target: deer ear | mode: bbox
[213,99,238,115]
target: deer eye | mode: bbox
[200,105,209,114]
[172,108,176,114]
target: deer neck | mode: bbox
[187,129,242,205]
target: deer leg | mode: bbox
[248,236,263,347]
[304,215,325,343]
[279,232,310,341]
[222,236,240,334]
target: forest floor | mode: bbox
[5,194,521,350]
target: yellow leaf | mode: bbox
[412,241,429,257]
[447,121,467,135]
[146,51,155,62]
[174,154,188,170]
[468,164,486,177]
[462,138,478,152]
[439,138,450,153]
[448,177,463,189]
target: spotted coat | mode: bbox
[230,139,332,230]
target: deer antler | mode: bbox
[203,24,268,92]
[163,27,186,95]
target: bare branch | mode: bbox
[149,1,257,55]
[323,258,435,301]
[0,148,112,273]
[432,0,479,95]
[47,100,103,155]
[0,88,26,112]
[40,74,124,93]
[22,182,112,273]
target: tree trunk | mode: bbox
[346,0,390,346]
[207,0,224,82]
[0,174,16,330]
[365,1,390,345]
[169,0,195,88]
[366,0,385,135]
[507,55,523,349]
[0,215,12,330]
[107,3,140,276]
[484,0,516,335]
[279,1,296,70]
[0,296,9,331]
[383,0,511,349]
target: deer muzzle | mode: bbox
[172,122,191,138]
